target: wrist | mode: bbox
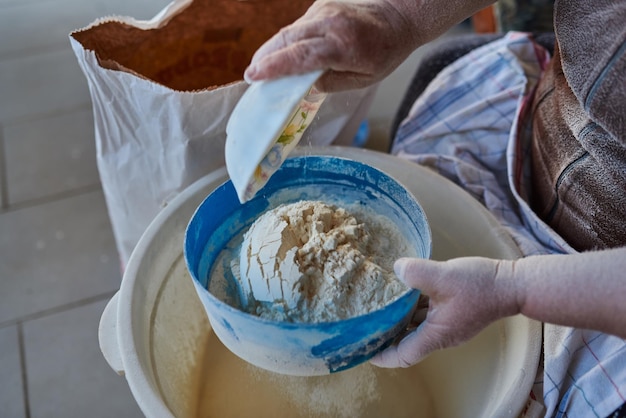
[391,0,497,46]
[493,259,525,318]
[384,0,426,49]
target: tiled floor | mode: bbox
[0,1,470,417]
[0,2,175,417]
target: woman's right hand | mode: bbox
[244,0,422,92]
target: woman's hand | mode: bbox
[372,247,626,368]
[371,256,520,368]
[244,0,421,92]
[244,0,496,92]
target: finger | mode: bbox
[370,321,441,368]
[245,19,332,82]
[250,20,324,66]
[394,257,443,292]
[245,37,335,82]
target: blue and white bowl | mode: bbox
[184,155,431,376]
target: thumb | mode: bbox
[394,257,442,293]
[369,258,451,368]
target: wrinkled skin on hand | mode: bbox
[371,256,520,368]
[244,0,497,90]
[244,0,421,92]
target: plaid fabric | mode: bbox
[391,32,626,417]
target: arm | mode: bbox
[513,247,626,336]
[244,0,495,92]
[371,246,626,368]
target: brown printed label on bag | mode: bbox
[154,45,248,87]
[203,28,243,44]
[71,0,314,91]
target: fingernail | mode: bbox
[394,258,407,277]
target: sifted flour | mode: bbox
[195,333,436,418]
[229,200,414,322]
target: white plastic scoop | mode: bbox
[225,70,326,203]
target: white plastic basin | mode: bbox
[99,146,541,418]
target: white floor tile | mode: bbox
[0,0,173,59]
[0,132,6,209]
[0,325,26,418]
[4,106,99,206]
[0,0,55,7]
[0,48,91,124]
[0,190,121,324]
[23,299,144,418]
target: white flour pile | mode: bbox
[231,200,414,322]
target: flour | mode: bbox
[248,361,380,418]
[233,200,414,322]
[196,334,436,418]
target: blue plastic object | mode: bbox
[184,155,431,376]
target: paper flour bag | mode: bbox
[70,0,376,266]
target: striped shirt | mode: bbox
[392,32,626,417]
